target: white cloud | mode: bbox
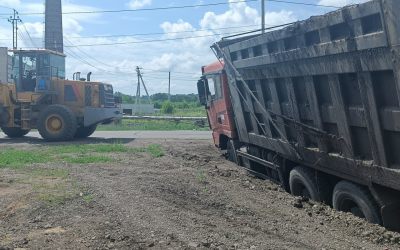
[318,0,368,6]
[0,0,300,94]
[72,0,298,94]
[161,19,195,38]
[128,0,152,9]
[200,0,259,30]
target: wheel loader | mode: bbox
[0,49,122,141]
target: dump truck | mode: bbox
[0,49,121,141]
[198,0,400,230]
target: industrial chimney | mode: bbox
[44,0,63,53]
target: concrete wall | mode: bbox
[121,104,155,115]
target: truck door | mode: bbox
[205,73,228,146]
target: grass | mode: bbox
[159,106,206,117]
[61,155,113,164]
[82,193,94,203]
[146,144,165,158]
[31,168,70,179]
[0,143,165,207]
[196,170,207,184]
[0,143,165,170]
[48,143,130,154]
[98,119,209,131]
[28,170,79,206]
[0,149,51,169]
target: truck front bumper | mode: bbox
[84,107,122,127]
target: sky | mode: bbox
[0,0,368,95]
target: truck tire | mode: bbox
[289,167,328,202]
[38,105,77,142]
[1,127,30,138]
[333,181,382,224]
[75,124,97,139]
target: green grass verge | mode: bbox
[0,149,51,169]
[0,143,165,169]
[98,119,209,131]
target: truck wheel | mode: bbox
[289,167,327,202]
[333,181,382,224]
[226,140,238,163]
[38,105,77,142]
[1,127,30,138]
[75,124,97,139]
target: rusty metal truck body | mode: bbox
[198,0,400,230]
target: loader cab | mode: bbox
[198,61,237,148]
[11,49,66,93]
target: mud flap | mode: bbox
[382,203,400,232]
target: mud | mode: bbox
[0,139,399,249]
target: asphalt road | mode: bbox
[0,130,212,141]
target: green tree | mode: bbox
[161,101,174,114]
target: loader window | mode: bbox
[21,55,37,92]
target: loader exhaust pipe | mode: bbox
[87,72,92,82]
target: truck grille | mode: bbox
[99,84,115,108]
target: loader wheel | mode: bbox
[289,167,329,202]
[333,181,382,224]
[38,105,77,142]
[1,127,30,138]
[75,124,97,139]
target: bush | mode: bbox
[161,101,174,114]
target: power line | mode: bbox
[21,20,38,48]
[0,0,259,16]
[65,36,201,76]
[59,20,300,48]
[143,68,200,76]
[62,30,255,48]
[0,23,262,41]
[0,0,342,16]
[65,24,261,39]
[268,0,340,8]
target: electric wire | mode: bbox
[64,36,200,76]
[0,23,261,41]
[60,21,297,48]
[0,0,259,16]
[0,0,343,16]
[21,20,38,48]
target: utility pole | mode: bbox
[261,0,266,34]
[8,9,21,49]
[135,66,151,105]
[168,71,171,101]
[136,66,141,105]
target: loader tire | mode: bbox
[333,181,382,225]
[75,124,97,139]
[1,127,30,138]
[38,105,77,142]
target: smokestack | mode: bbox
[45,0,63,53]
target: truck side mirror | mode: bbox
[197,79,207,106]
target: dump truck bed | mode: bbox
[216,0,400,191]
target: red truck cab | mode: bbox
[197,61,237,151]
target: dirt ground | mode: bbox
[0,138,400,250]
